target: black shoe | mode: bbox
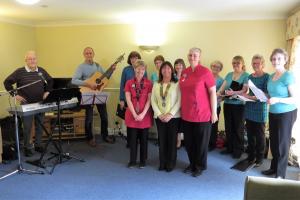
[104,136,115,144]
[34,146,45,153]
[139,162,146,169]
[261,169,276,175]
[183,165,193,174]
[166,167,174,172]
[232,152,242,159]
[24,148,34,157]
[208,146,215,152]
[158,165,165,171]
[246,156,255,163]
[127,162,136,168]
[254,159,263,167]
[192,169,202,177]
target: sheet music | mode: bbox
[94,92,109,104]
[81,92,109,105]
[248,80,268,102]
[236,95,255,102]
[81,92,95,105]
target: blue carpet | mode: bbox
[0,138,299,200]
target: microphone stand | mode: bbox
[0,80,44,180]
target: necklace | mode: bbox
[133,78,144,113]
[160,82,171,107]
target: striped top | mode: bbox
[4,66,53,104]
[245,73,269,123]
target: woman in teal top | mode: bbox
[217,56,249,159]
[209,60,224,151]
[242,54,269,166]
[150,55,164,83]
[262,48,297,179]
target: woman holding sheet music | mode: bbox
[217,56,249,159]
[241,54,269,167]
[261,48,297,179]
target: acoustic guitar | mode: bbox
[80,53,125,93]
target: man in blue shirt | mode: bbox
[72,47,115,146]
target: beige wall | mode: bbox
[34,19,286,129]
[0,21,36,117]
[0,19,286,129]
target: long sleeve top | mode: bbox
[71,62,105,86]
[4,66,53,104]
[151,82,181,118]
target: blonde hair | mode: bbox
[133,59,147,69]
[189,47,202,54]
[210,60,223,71]
[232,55,246,71]
[252,54,265,67]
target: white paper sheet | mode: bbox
[248,80,268,102]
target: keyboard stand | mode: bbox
[26,88,84,174]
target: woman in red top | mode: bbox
[179,47,218,177]
[125,60,153,168]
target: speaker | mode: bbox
[0,116,23,143]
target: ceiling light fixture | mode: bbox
[16,0,40,5]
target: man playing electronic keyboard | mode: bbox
[3,51,53,157]
[72,47,116,147]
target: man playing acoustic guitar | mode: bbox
[72,47,116,147]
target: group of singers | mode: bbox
[3,46,297,179]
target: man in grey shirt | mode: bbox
[72,47,115,147]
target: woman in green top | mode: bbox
[151,61,181,172]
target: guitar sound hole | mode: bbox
[96,79,101,84]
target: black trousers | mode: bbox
[245,119,265,161]
[182,120,211,171]
[209,106,221,149]
[84,104,108,140]
[22,113,44,149]
[156,118,179,169]
[127,127,148,163]
[223,103,245,155]
[269,109,297,178]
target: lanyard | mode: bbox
[160,82,171,107]
[134,78,144,102]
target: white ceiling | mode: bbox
[0,0,299,26]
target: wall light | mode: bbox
[135,21,166,53]
[139,45,159,53]
[16,0,40,5]
[117,10,184,53]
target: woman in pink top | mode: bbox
[125,60,153,168]
[179,47,218,177]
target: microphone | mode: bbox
[38,72,48,84]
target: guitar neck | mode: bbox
[96,53,124,81]
[102,65,114,80]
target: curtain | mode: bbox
[288,36,300,165]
